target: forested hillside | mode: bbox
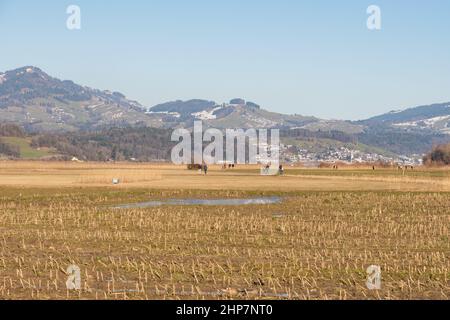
[31,127,174,161]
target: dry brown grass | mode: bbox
[0,161,448,192]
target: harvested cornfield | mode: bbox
[0,164,448,300]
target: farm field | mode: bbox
[0,137,53,159]
[0,161,449,300]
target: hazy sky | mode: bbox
[1,0,450,120]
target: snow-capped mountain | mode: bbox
[361,102,450,135]
[147,98,363,133]
[1,66,449,156]
[0,66,362,133]
[393,115,450,134]
[0,66,160,131]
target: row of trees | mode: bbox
[0,124,24,158]
[423,144,450,165]
[2,121,450,165]
[0,141,20,158]
[282,128,356,143]
[31,127,175,162]
[0,123,25,137]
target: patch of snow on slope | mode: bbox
[146,111,181,118]
[393,121,419,127]
[394,115,450,127]
[192,106,223,120]
[393,115,450,133]
[243,113,278,128]
[87,104,104,110]
[422,115,450,126]
[112,112,124,120]
[0,73,5,84]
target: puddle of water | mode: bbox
[114,197,282,209]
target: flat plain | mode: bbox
[0,161,448,300]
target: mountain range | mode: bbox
[0,66,160,132]
[1,66,450,157]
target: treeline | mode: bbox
[423,144,450,165]
[281,128,356,143]
[280,126,450,156]
[0,124,24,158]
[0,123,25,137]
[357,126,450,155]
[0,141,20,158]
[31,127,175,162]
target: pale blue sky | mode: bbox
[1,0,449,120]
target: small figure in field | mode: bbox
[202,162,208,175]
[399,165,406,176]
[279,164,284,176]
[373,166,375,171]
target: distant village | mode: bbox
[68,143,424,166]
[279,144,423,166]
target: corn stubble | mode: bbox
[0,188,449,300]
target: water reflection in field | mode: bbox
[115,197,282,209]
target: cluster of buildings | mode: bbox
[280,145,423,166]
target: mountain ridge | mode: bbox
[1,66,450,157]
[2,66,449,132]
[0,66,370,133]
[359,102,450,135]
[0,66,160,132]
